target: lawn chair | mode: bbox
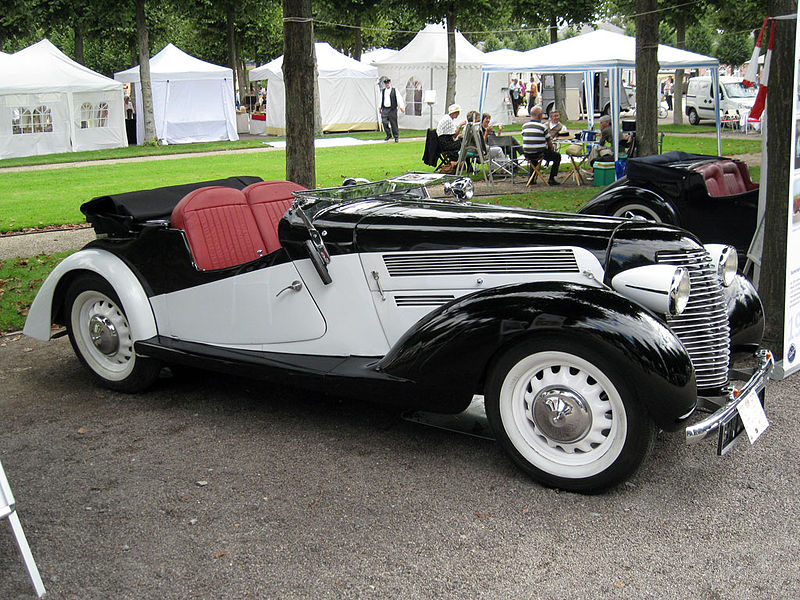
[422,129,449,172]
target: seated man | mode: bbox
[588,114,631,165]
[545,109,569,138]
[521,106,561,185]
[436,104,466,160]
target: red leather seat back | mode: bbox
[171,186,265,271]
[734,161,759,192]
[242,181,307,254]
[720,161,747,195]
[694,163,725,197]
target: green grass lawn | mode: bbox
[0,132,761,232]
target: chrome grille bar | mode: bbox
[394,295,455,307]
[658,249,731,390]
[383,249,579,277]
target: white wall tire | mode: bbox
[611,203,665,223]
[485,338,655,493]
[65,274,160,392]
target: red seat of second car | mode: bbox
[242,181,307,254]
[171,186,265,271]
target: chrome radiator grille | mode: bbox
[383,249,579,277]
[658,248,730,389]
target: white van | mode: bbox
[685,76,757,125]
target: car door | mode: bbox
[151,261,326,347]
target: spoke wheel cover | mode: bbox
[70,290,135,381]
[499,350,628,479]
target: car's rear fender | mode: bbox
[377,281,696,429]
[579,186,679,225]
[23,248,157,342]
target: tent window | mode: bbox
[12,106,52,135]
[405,77,423,117]
[79,102,109,129]
[96,102,109,127]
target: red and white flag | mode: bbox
[743,17,769,88]
[749,18,775,120]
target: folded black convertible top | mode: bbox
[625,151,722,185]
[81,175,263,236]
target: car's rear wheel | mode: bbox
[611,202,666,223]
[485,338,656,493]
[687,108,700,126]
[65,274,160,392]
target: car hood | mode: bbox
[290,198,703,275]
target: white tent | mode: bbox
[0,39,127,160]
[249,42,379,134]
[115,43,238,145]
[373,24,495,129]
[361,48,397,64]
[480,30,721,157]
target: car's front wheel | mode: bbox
[687,108,700,126]
[65,274,160,392]
[485,338,656,493]
[611,202,667,223]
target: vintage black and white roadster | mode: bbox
[578,151,759,265]
[24,173,773,493]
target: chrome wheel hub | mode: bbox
[89,314,119,355]
[531,386,592,443]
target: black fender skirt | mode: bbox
[377,281,697,430]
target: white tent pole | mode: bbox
[713,67,722,155]
[584,71,595,128]
[611,68,620,161]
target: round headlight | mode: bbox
[705,244,737,287]
[444,177,474,201]
[669,267,691,315]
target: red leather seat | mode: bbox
[171,186,265,271]
[242,181,306,254]
[720,160,747,195]
[696,163,726,197]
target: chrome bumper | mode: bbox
[685,349,774,445]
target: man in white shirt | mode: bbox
[379,78,405,142]
[436,103,466,157]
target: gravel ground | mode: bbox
[0,334,799,599]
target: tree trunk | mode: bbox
[237,40,248,104]
[445,11,457,108]
[226,2,239,100]
[759,6,796,358]
[283,0,316,188]
[550,17,567,118]
[673,14,685,125]
[635,0,659,156]
[74,27,85,65]
[135,0,156,144]
[353,13,362,61]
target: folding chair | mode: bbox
[524,152,549,186]
[1,459,46,597]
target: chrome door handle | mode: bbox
[276,280,303,297]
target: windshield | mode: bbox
[723,82,758,99]
[293,173,453,203]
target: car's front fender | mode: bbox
[23,248,157,342]
[377,281,696,430]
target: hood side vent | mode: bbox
[383,249,579,277]
[394,294,456,307]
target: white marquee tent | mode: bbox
[0,39,127,160]
[115,43,238,145]
[373,24,501,129]
[480,30,721,158]
[361,48,397,65]
[249,42,379,134]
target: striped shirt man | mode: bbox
[521,119,550,154]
